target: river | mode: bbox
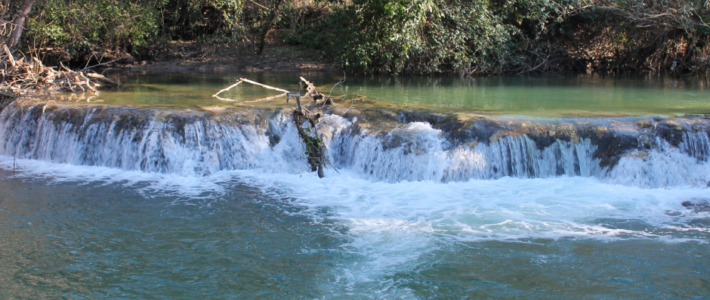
[0,72,709,299]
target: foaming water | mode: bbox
[213,169,710,296]
[238,170,710,241]
[3,153,707,242]
[2,76,710,297]
[329,120,602,182]
[321,115,710,187]
[0,156,231,199]
[2,101,710,188]
[2,152,709,298]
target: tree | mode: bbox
[7,0,35,48]
[258,0,286,55]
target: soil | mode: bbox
[103,41,340,73]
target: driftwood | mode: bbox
[240,78,290,93]
[1,45,119,96]
[287,81,326,177]
[214,77,330,177]
[300,76,333,105]
[212,78,290,102]
[292,105,326,178]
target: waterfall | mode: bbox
[0,103,307,176]
[1,100,709,188]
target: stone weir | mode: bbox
[1,99,709,188]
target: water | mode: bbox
[1,163,709,298]
[0,168,343,298]
[83,72,710,117]
[1,72,709,298]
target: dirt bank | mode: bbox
[91,42,340,73]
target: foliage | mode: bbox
[19,0,253,55]
[24,0,161,52]
[7,0,710,75]
[286,0,709,74]
[289,0,563,74]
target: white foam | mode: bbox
[2,154,709,293]
[229,169,709,292]
[2,104,710,188]
[607,138,710,187]
[5,153,704,242]
[0,155,229,198]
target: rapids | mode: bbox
[1,99,708,188]
[1,74,709,299]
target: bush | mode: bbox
[10,0,709,75]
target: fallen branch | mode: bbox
[292,98,326,177]
[212,79,243,98]
[212,78,291,102]
[211,77,344,178]
[239,78,290,93]
[300,76,324,102]
[327,73,346,100]
[1,46,120,96]
[244,92,288,103]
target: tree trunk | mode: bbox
[258,0,284,55]
[8,0,36,48]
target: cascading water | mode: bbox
[0,102,307,176]
[1,99,709,188]
[2,84,710,299]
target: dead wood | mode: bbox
[292,107,326,178]
[1,45,120,96]
[212,76,343,178]
[300,76,334,105]
[214,77,331,177]
[212,78,290,102]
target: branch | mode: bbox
[239,78,290,93]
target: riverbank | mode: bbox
[33,41,340,74]
[111,42,340,73]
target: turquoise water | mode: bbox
[83,72,710,117]
[1,165,709,299]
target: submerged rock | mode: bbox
[682,199,710,212]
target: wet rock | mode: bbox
[637,133,653,149]
[682,199,710,212]
[623,150,648,160]
[589,129,640,169]
[656,121,685,147]
[395,110,449,125]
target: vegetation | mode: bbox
[1,0,709,75]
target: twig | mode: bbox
[327,72,347,99]
[212,80,243,97]
[244,92,288,102]
[80,58,122,72]
[3,45,15,67]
